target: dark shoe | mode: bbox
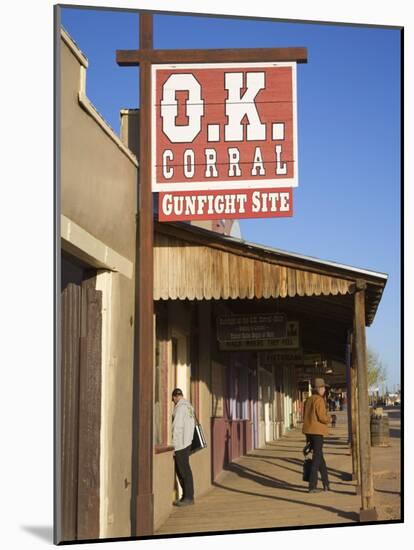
[175,498,194,506]
[323,484,330,491]
[308,488,322,493]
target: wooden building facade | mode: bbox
[57,27,387,542]
[150,220,387,528]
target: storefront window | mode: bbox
[230,364,249,420]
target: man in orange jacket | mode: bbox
[302,378,331,493]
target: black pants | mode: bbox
[308,434,329,489]
[174,445,194,500]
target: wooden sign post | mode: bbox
[116,11,307,536]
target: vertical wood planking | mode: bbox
[177,239,187,299]
[168,237,178,300]
[270,264,281,298]
[221,251,230,299]
[154,230,361,301]
[254,259,264,299]
[339,279,351,294]
[245,257,255,299]
[296,269,305,297]
[229,253,240,299]
[203,245,213,300]
[211,248,222,300]
[279,266,288,298]
[330,276,339,296]
[61,283,81,542]
[77,284,102,540]
[184,244,196,301]
[262,262,272,299]
[153,233,161,300]
[303,271,313,296]
[160,235,170,301]
[321,274,331,295]
[287,267,297,297]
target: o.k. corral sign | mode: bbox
[152,62,298,221]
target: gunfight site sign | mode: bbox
[152,62,298,221]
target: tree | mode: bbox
[367,348,387,390]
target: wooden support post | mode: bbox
[345,331,352,447]
[129,13,154,537]
[354,280,377,521]
[350,331,361,489]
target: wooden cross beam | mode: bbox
[116,46,308,66]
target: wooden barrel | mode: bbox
[370,415,390,447]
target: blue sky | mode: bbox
[60,8,401,390]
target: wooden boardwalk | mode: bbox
[156,412,362,535]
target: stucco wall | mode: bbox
[60,38,137,262]
[153,451,175,531]
[96,271,135,538]
[60,31,137,539]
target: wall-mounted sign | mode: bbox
[258,350,303,367]
[219,321,299,351]
[152,62,298,220]
[217,313,287,342]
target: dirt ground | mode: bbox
[372,407,401,520]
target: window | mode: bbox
[230,363,249,420]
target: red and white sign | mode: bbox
[152,62,298,219]
[158,188,293,221]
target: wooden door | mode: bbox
[60,257,102,542]
[61,282,82,542]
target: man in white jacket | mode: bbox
[172,388,195,506]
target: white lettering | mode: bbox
[280,192,290,211]
[214,195,225,215]
[174,195,184,216]
[184,195,196,216]
[251,146,265,176]
[162,150,174,179]
[252,191,261,213]
[275,145,287,175]
[261,192,268,213]
[224,72,266,142]
[162,194,173,215]
[268,193,280,212]
[205,149,218,177]
[228,148,241,177]
[224,194,236,214]
[160,74,204,143]
[237,194,248,213]
[207,194,215,214]
[197,195,208,215]
[183,149,195,179]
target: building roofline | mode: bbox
[61,27,88,68]
[158,219,388,284]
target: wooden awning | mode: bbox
[154,222,387,326]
